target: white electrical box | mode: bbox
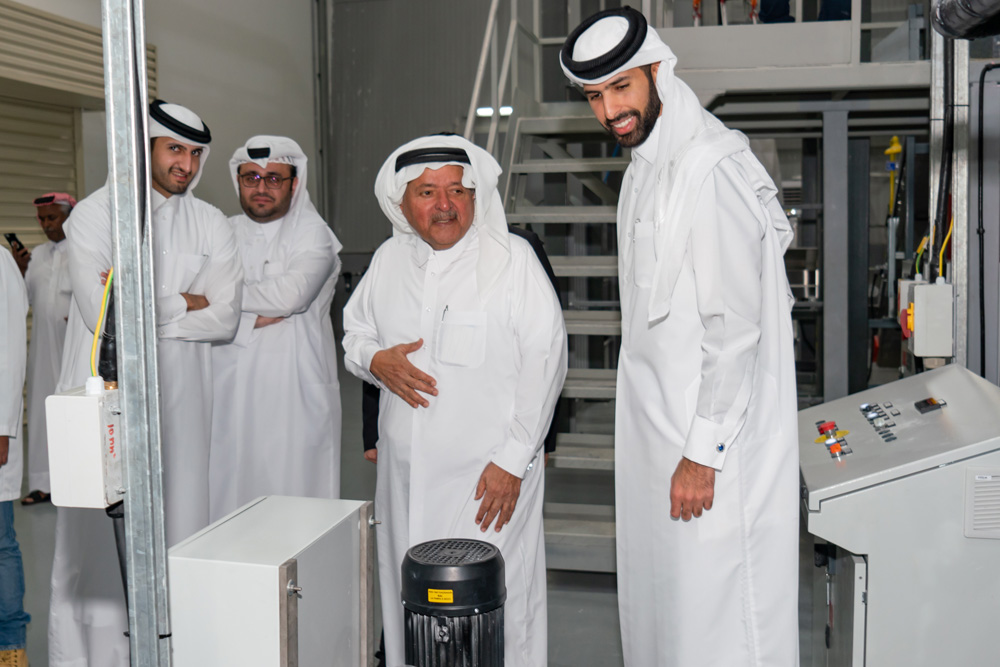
[45,385,124,509]
[799,365,1000,666]
[169,496,375,666]
[909,281,953,358]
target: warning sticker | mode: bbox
[427,589,454,604]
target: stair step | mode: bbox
[519,115,606,136]
[551,433,615,471]
[507,206,618,224]
[544,502,616,573]
[562,368,617,399]
[550,255,618,278]
[563,310,621,336]
[510,158,629,174]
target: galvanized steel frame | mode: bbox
[101,0,172,664]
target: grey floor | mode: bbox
[14,301,824,664]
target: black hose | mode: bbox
[931,39,956,279]
[978,64,1000,377]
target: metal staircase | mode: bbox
[498,97,624,573]
[465,0,934,574]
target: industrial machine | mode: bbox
[799,365,1000,666]
[402,539,506,667]
[170,496,374,666]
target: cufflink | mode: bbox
[716,443,725,453]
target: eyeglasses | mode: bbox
[238,173,293,190]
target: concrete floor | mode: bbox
[13,360,627,666]
[14,308,819,664]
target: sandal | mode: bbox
[20,490,51,506]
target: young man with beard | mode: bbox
[209,136,342,521]
[12,193,76,506]
[561,7,800,667]
[49,100,242,667]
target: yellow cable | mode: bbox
[90,267,115,377]
[938,218,954,280]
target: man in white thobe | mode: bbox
[12,193,76,505]
[210,136,343,521]
[0,248,31,665]
[50,100,242,667]
[343,135,567,667]
[561,8,800,666]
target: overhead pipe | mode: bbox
[933,0,1000,39]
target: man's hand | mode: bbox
[670,457,716,521]
[254,315,284,329]
[474,462,522,533]
[364,449,378,464]
[181,293,209,311]
[0,436,8,467]
[13,247,30,276]
[100,270,109,286]
[370,340,437,408]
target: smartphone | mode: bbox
[4,233,24,253]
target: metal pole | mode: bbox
[464,0,502,140]
[953,39,969,367]
[823,110,850,400]
[101,0,172,664]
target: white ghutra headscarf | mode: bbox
[374,134,510,302]
[561,7,793,321]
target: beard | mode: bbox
[151,167,191,196]
[603,75,661,148]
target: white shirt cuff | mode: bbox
[156,293,187,326]
[491,437,535,479]
[232,312,257,348]
[682,415,730,471]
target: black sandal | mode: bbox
[20,490,51,506]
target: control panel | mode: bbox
[799,365,1000,512]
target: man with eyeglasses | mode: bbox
[49,100,242,667]
[10,193,76,508]
[209,136,343,521]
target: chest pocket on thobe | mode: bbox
[436,310,488,368]
[632,220,656,289]
[167,252,208,293]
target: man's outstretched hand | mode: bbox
[475,462,521,533]
[370,339,438,408]
[670,457,716,521]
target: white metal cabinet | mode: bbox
[169,496,374,666]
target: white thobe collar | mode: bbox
[152,189,169,212]
[632,116,662,168]
[413,224,479,271]
[251,217,284,243]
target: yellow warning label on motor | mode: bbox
[428,589,454,604]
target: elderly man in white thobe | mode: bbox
[561,8,800,667]
[49,100,242,667]
[210,136,343,521]
[11,193,76,506]
[343,135,567,667]
[0,247,31,666]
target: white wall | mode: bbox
[19,0,317,216]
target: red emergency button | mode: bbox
[818,421,837,434]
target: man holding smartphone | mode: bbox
[8,193,77,507]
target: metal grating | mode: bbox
[410,540,497,566]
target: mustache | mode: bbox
[431,211,458,223]
[604,110,639,126]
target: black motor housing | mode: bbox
[401,539,505,667]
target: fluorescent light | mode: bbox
[476,106,514,118]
